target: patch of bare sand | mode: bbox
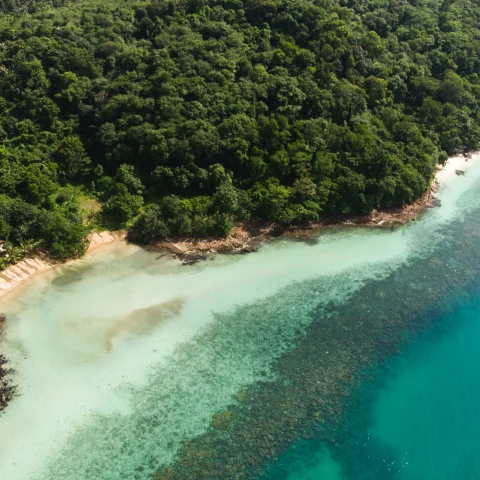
[0,230,127,301]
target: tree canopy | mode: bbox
[0,0,480,253]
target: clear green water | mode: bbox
[1,160,480,480]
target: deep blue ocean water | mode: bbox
[263,282,480,480]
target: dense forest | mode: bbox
[1,0,480,264]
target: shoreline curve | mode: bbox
[0,154,474,301]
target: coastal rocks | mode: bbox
[149,175,443,264]
[0,315,15,413]
[179,244,258,263]
[182,258,203,266]
[0,357,15,413]
[153,227,264,263]
[181,253,209,266]
[0,340,15,412]
[237,245,258,254]
[145,155,476,263]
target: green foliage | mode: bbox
[2,0,480,248]
[54,136,91,180]
[102,185,144,222]
[129,204,168,243]
[38,208,89,258]
[0,194,87,262]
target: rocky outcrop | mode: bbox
[152,226,264,264]
[0,354,15,413]
[0,315,15,413]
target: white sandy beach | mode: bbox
[0,230,127,302]
[0,155,476,302]
[435,154,474,182]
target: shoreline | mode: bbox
[155,191,480,480]
[0,153,475,419]
[0,155,473,299]
[153,154,473,263]
[0,230,127,302]
[0,315,15,411]
[153,185,437,263]
[0,230,128,414]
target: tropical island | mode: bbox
[2,0,480,477]
[0,0,479,269]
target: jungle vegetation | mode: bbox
[0,0,479,262]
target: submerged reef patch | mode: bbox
[155,213,480,479]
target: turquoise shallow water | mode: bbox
[1,160,480,479]
[263,281,480,480]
